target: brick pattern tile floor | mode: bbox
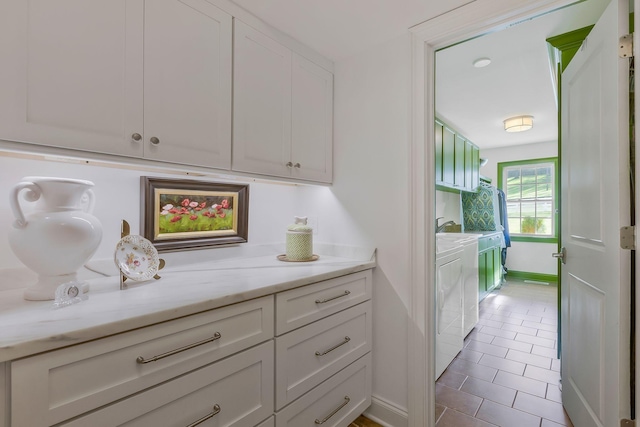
[435,279,573,427]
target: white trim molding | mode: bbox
[407,1,584,426]
[364,395,409,427]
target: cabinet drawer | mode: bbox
[275,301,371,408]
[61,341,274,427]
[275,270,371,335]
[276,353,371,427]
[11,296,274,427]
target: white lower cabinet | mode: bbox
[275,353,372,427]
[11,296,274,426]
[275,271,372,427]
[7,270,372,427]
[275,301,371,408]
[61,341,274,427]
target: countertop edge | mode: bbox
[0,260,375,362]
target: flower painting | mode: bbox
[141,178,249,251]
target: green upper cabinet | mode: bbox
[435,118,479,192]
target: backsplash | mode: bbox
[0,154,341,270]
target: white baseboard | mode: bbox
[363,395,408,427]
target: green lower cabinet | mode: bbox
[478,236,502,301]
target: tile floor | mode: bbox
[435,278,573,427]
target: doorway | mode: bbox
[435,3,606,426]
[410,3,620,425]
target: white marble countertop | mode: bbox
[0,243,376,362]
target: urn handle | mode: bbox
[10,181,42,229]
[82,189,96,214]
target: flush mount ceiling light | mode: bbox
[473,57,491,68]
[504,115,534,132]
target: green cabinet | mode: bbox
[435,119,480,192]
[478,233,502,301]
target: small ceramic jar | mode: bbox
[286,216,313,261]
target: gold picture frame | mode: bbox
[141,177,249,251]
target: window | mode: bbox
[497,157,558,243]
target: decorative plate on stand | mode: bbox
[114,234,160,281]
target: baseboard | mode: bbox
[506,270,557,284]
[363,395,408,427]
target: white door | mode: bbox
[560,0,631,425]
[233,20,292,178]
[144,0,232,169]
[291,53,333,183]
[0,0,144,157]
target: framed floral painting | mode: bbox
[141,177,249,251]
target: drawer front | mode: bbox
[12,296,274,427]
[275,270,372,335]
[276,353,372,427]
[275,301,371,408]
[61,341,275,427]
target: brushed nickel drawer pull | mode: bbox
[186,404,221,427]
[136,332,222,364]
[314,396,350,424]
[315,290,350,304]
[315,336,351,356]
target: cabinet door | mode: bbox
[464,140,473,190]
[143,0,232,169]
[471,145,480,190]
[291,53,333,183]
[0,0,143,156]
[435,121,444,183]
[492,246,502,290]
[478,250,488,301]
[233,20,292,178]
[442,126,455,185]
[454,134,465,188]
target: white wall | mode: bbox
[436,190,462,225]
[304,33,413,419]
[0,153,338,269]
[480,141,558,277]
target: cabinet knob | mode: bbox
[150,137,160,145]
[294,163,301,168]
[131,133,142,141]
[286,162,293,168]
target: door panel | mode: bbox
[0,0,143,156]
[144,0,232,168]
[233,20,292,177]
[560,1,631,425]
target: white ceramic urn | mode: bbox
[9,177,103,300]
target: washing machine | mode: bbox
[435,244,464,380]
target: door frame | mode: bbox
[407,1,612,426]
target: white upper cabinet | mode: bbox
[143,0,232,169]
[291,53,333,183]
[0,0,232,169]
[0,1,332,182]
[0,0,144,157]
[233,20,333,183]
[233,20,293,178]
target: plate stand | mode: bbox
[119,219,165,290]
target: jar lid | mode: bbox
[288,216,313,232]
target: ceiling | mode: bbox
[231,0,610,149]
[436,0,608,149]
